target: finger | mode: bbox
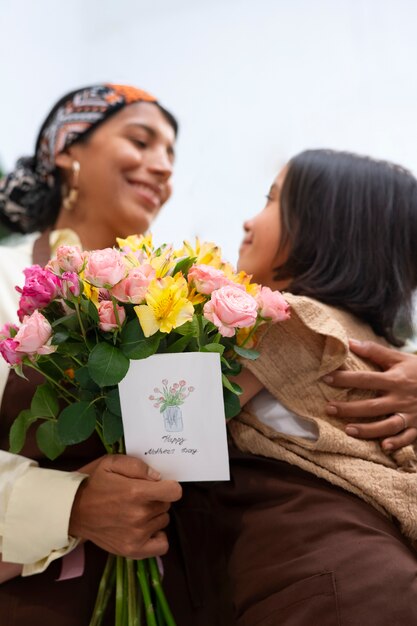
[382,428,417,452]
[136,531,169,559]
[345,414,409,439]
[326,397,400,419]
[348,339,403,368]
[323,369,392,391]
[105,454,161,481]
[133,479,183,504]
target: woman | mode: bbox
[219,150,417,625]
[0,83,232,625]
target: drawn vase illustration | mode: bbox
[163,405,184,432]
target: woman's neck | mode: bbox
[54,212,118,251]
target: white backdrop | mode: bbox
[1,0,417,263]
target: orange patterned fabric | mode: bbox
[36,84,159,178]
[106,84,156,104]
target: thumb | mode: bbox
[349,339,402,369]
[103,454,161,481]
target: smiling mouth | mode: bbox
[127,181,162,209]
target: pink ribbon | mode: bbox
[56,543,85,581]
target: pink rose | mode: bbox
[0,323,19,340]
[16,265,62,320]
[188,264,231,295]
[203,285,258,337]
[98,301,126,332]
[84,248,127,288]
[257,286,290,322]
[60,272,82,299]
[0,338,22,365]
[110,265,155,303]
[0,324,22,365]
[14,311,56,356]
[53,245,86,273]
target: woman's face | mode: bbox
[237,166,289,288]
[61,101,176,243]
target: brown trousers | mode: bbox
[216,446,417,626]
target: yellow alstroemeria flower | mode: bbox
[82,280,100,306]
[116,233,153,255]
[134,274,194,336]
[222,263,261,297]
[150,246,177,278]
[235,325,258,349]
[177,238,223,269]
[187,287,207,306]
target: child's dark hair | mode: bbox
[274,149,417,345]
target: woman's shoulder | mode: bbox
[0,233,38,273]
[0,233,38,326]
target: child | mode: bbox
[222,149,417,625]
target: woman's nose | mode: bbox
[147,147,173,180]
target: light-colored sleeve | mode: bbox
[0,236,87,576]
[0,450,87,575]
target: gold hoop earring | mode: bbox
[62,161,80,212]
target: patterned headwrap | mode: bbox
[0,83,157,233]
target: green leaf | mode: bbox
[222,374,243,395]
[120,319,160,360]
[201,343,225,355]
[36,421,66,460]
[78,390,95,402]
[9,409,38,453]
[57,402,97,445]
[75,366,100,391]
[51,329,70,345]
[102,409,124,444]
[31,383,59,418]
[80,297,100,323]
[164,334,192,353]
[173,317,199,337]
[52,313,79,331]
[58,341,85,357]
[105,388,122,417]
[172,255,197,277]
[88,343,130,387]
[233,345,260,360]
[223,388,241,419]
[221,356,242,376]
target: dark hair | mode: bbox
[0,88,178,235]
[274,149,417,345]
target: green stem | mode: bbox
[49,358,84,389]
[94,423,113,453]
[69,354,84,367]
[149,558,176,626]
[197,314,205,349]
[111,296,123,329]
[127,558,139,626]
[88,554,116,626]
[25,362,78,403]
[137,560,157,626]
[239,317,263,348]
[115,556,125,626]
[74,301,88,345]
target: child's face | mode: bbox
[237,166,289,289]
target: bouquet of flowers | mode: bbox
[0,233,289,626]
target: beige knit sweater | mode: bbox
[229,293,417,543]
